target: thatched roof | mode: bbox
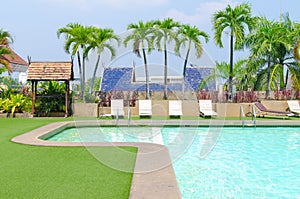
[27,61,73,81]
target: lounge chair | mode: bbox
[111,99,125,117]
[169,100,182,117]
[139,100,152,117]
[199,100,217,117]
[287,100,300,116]
[254,102,294,117]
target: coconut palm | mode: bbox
[124,21,154,99]
[175,24,209,93]
[0,29,14,73]
[86,27,120,94]
[213,3,254,100]
[245,17,291,98]
[57,23,93,101]
[153,18,180,99]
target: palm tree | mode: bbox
[57,23,93,101]
[153,18,180,99]
[0,29,14,73]
[175,24,209,93]
[213,3,254,100]
[199,59,258,91]
[86,27,120,94]
[245,17,291,98]
[124,21,154,99]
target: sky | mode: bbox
[1,0,299,78]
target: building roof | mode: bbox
[100,66,215,92]
[27,61,73,81]
[0,49,28,66]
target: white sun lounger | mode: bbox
[139,100,152,117]
[111,99,125,117]
[169,100,182,117]
[287,100,300,116]
[199,100,217,117]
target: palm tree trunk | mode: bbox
[82,54,86,103]
[229,34,234,101]
[163,41,168,100]
[182,41,191,95]
[266,53,271,98]
[142,48,150,99]
[285,69,289,89]
[279,62,284,90]
[89,54,101,95]
[77,51,83,98]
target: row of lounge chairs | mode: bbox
[109,99,300,118]
[110,99,218,118]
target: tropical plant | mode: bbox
[175,24,209,93]
[199,59,258,91]
[57,23,93,102]
[87,27,120,95]
[153,18,180,99]
[0,28,14,73]
[245,17,291,97]
[0,93,31,115]
[124,21,155,99]
[213,3,255,100]
[35,81,68,116]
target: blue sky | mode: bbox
[1,0,299,78]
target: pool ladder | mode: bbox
[240,105,256,127]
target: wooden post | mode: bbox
[31,80,35,116]
[65,81,69,117]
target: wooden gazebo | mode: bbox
[27,61,73,117]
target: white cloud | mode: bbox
[166,0,240,25]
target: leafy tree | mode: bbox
[0,29,14,73]
[124,21,155,99]
[86,27,120,94]
[199,59,258,91]
[175,24,209,93]
[245,17,291,97]
[57,23,93,102]
[153,18,180,99]
[213,3,254,100]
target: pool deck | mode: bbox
[11,119,300,199]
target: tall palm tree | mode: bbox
[0,29,14,73]
[175,24,209,93]
[245,17,291,98]
[57,23,93,102]
[86,27,120,94]
[213,3,254,100]
[124,21,154,99]
[153,18,180,99]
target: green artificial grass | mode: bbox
[0,118,137,199]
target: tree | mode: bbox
[199,59,259,91]
[86,27,120,94]
[153,18,180,99]
[124,21,154,99]
[175,24,209,93]
[245,17,291,97]
[57,23,93,102]
[213,3,254,100]
[0,29,14,73]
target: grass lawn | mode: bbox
[0,117,137,199]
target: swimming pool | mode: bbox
[47,126,300,198]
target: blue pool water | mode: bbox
[47,127,300,198]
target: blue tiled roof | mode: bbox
[100,66,214,92]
